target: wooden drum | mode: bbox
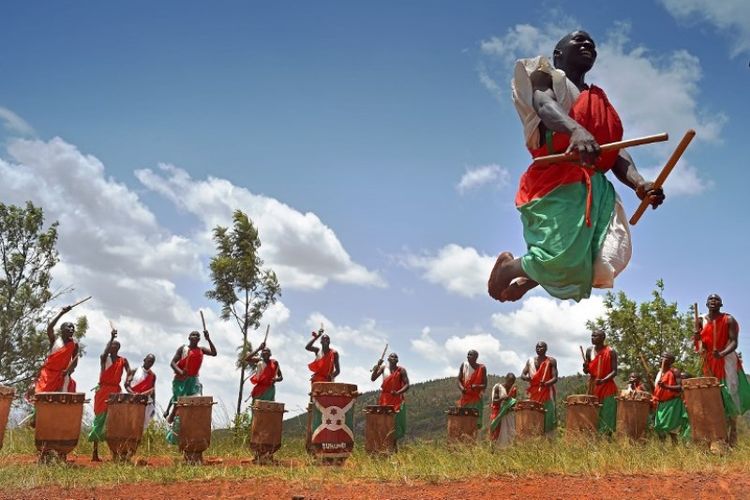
[514,400,545,440]
[565,394,600,438]
[0,386,14,450]
[175,396,214,464]
[615,394,651,441]
[682,377,727,444]
[34,392,85,461]
[249,400,285,461]
[363,404,396,455]
[447,406,479,443]
[309,382,359,463]
[105,393,149,461]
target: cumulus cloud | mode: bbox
[640,159,710,197]
[0,106,35,136]
[456,164,510,194]
[135,164,385,290]
[401,244,495,298]
[660,0,750,57]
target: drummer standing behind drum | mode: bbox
[521,341,558,434]
[371,352,410,441]
[694,294,750,445]
[489,372,517,446]
[245,342,283,404]
[652,352,688,443]
[35,305,80,395]
[126,354,157,432]
[166,329,218,424]
[457,350,488,429]
[583,329,618,434]
[306,328,340,387]
[89,327,131,462]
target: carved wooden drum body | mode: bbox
[514,399,545,440]
[0,386,14,450]
[364,404,396,455]
[309,382,358,462]
[34,392,85,460]
[176,396,214,464]
[446,406,479,443]
[105,393,149,461]
[249,400,285,459]
[565,394,600,438]
[682,377,727,444]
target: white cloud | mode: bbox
[660,0,750,57]
[402,244,495,298]
[135,164,385,290]
[0,106,35,136]
[640,159,710,197]
[456,164,510,194]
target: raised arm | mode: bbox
[46,305,72,345]
[305,330,322,354]
[370,362,385,382]
[244,342,265,364]
[100,328,117,369]
[201,329,217,356]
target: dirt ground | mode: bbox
[3,472,748,499]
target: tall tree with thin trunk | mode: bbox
[206,210,280,420]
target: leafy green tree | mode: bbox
[0,202,87,395]
[206,210,281,420]
[587,279,700,388]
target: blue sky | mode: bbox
[1,1,748,418]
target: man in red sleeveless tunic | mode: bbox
[488,30,665,303]
[126,354,157,431]
[521,341,558,434]
[694,294,750,445]
[305,329,340,387]
[245,342,283,404]
[583,329,618,434]
[371,352,410,441]
[652,352,688,442]
[457,350,488,428]
[89,327,131,461]
[35,305,80,394]
[166,329,218,424]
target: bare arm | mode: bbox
[370,363,385,382]
[718,315,739,357]
[397,367,410,395]
[275,365,283,383]
[659,369,682,392]
[201,330,217,356]
[611,151,664,208]
[46,306,72,346]
[598,351,619,383]
[170,347,184,376]
[520,360,531,382]
[546,358,559,386]
[65,344,79,375]
[331,351,340,380]
[244,342,264,364]
[583,347,592,374]
[101,329,117,369]
[305,331,321,354]
[457,365,465,392]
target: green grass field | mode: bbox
[1,426,749,491]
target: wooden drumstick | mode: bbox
[630,129,696,225]
[533,133,669,165]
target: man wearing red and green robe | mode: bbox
[584,329,618,434]
[652,353,689,442]
[35,305,80,394]
[457,350,487,429]
[126,354,157,432]
[489,373,517,446]
[246,343,283,403]
[371,353,410,441]
[306,330,340,386]
[521,341,558,434]
[166,329,217,444]
[488,30,664,303]
[89,328,130,461]
[694,294,750,445]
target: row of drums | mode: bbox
[447,377,728,445]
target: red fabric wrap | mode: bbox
[653,368,680,403]
[308,349,336,382]
[378,367,406,411]
[588,346,618,401]
[94,356,126,415]
[176,346,204,379]
[35,341,76,393]
[458,364,486,406]
[696,313,738,380]
[528,357,555,403]
[131,371,155,394]
[250,359,278,398]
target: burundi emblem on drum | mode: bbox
[313,400,354,440]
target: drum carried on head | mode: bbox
[363,404,396,455]
[446,406,479,443]
[34,392,86,462]
[682,377,727,445]
[564,394,600,438]
[175,395,215,464]
[105,393,149,461]
[309,382,358,463]
[249,400,285,462]
[0,386,14,450]
[514,399,545,440]
[615,393,651,441]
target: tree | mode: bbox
[206,210,281,420]
[0,201,87,395]
[587,280,701,388]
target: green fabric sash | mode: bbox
[87,412,107,442]
[543,399,556,433]
[654,398,689,436]
[395,402,407,440]
[490,398,517,432]
[597,395,617,434]
[461,399,484,429]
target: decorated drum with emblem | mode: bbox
[310,382,358,461]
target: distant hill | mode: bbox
[283,373,592,440]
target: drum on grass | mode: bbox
[615,395,651,441]
[446,406,479,443]
[249,400,285,461]
[682,377,727,444]
[0,386,14,450]
[514,399,545,440]
[175,396,215,464]
[105,393,149,461]
[564,394,600,438]
[34,392,85,462]
[363,404,396,455]
[309,382,358,463]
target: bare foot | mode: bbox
[488,252,514,301]
[500,278,539,302]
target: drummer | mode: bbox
[370,352,410,442]
[521,341,558,434]
[583,329,618,434]
[457,350,488,429]
[622,372,648,397]
[89,327,131,462]
[306,327,340,388]
[489,372,517,446]
[35,305,80,395]
[652,352,689,443]
[245,342,283,405]
[694,293,750,445]
[126,354,157,432]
